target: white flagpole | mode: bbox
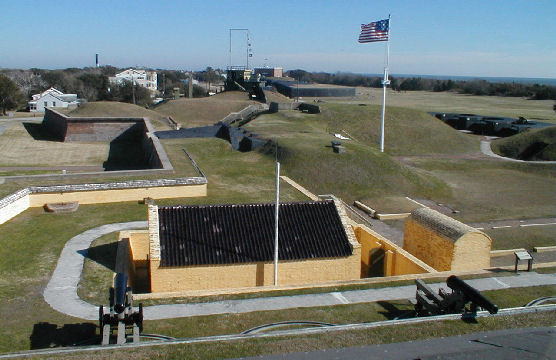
[273,161,280,286]
[379,15,391,153]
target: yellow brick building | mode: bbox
[403,207,492,271]
[129,199,362,293]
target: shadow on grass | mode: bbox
[30,322,98,349]
[376,301,415,320]
[78,242,118,271]
[22,122,59,141]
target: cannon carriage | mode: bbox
[99,273,143,345]
[414,275,498,316]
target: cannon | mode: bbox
[99,273,143,345]
[414,275,498,317]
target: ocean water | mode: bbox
[363,73,556,86]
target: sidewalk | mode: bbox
[240,327,556,360]
[43,222,556,321]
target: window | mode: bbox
[52,101,56,107]
[44,101,47,107]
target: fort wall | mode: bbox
[353,224,435,277]
[0,178,207,225]
[148,252,361,293]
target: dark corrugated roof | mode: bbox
[158,200,352,267]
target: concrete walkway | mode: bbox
[43,221,148,321]
[480,138,556,164]
[240,327,556,360]
[44,222,556,321]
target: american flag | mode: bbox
[358,19,389,43]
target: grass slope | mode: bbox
[153,91,255,128]
[246,106,455,204]
[319,103,479,156]
[491,126,556,161]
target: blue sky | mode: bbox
[1,0,555,78]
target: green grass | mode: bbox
[246,109,452,204]
[161,137,309,204]
[491,126,556,161]
[78,233,119,306]
[0,202,147,353]
[406,159,556,222]
[485,225,556,250]
[153,91,253,128]
[319,103,479,156]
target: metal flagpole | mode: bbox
[273,161,280,286]
[379,14,391,153]
[274,161,280,286]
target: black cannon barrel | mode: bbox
[113,273,128,314]
[447,275,498,314]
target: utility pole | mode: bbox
[162,73,166,99]
[132,75,136,105]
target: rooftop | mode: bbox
[157,200,353,267]
[410,207,480,241]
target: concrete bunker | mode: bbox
[403,207,492,271]
[41,108,169,171]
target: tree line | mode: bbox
[0,67,217,114]
[285,70,556,100]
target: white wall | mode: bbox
[0,191,30,225]
[30,93,74,112]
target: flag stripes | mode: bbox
[358,19,389,43]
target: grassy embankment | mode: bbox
[245,103,555,223]
[491,126,556,161]
[154,91,255,128]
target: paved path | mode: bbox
[480,137,556,164]
[0,123,13,136]
[470,217,556,231]
[394,136,556,164]
[239,327,556,360]
[44,222,556,321]
[43,221,147,321]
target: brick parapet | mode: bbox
[0,177,207,225]
[28,177,206,194]
[332,197,361,251]
[0,188,31,209]
[148,205,160,260]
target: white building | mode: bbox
[109,69,158,93]
[28,87,78,113]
